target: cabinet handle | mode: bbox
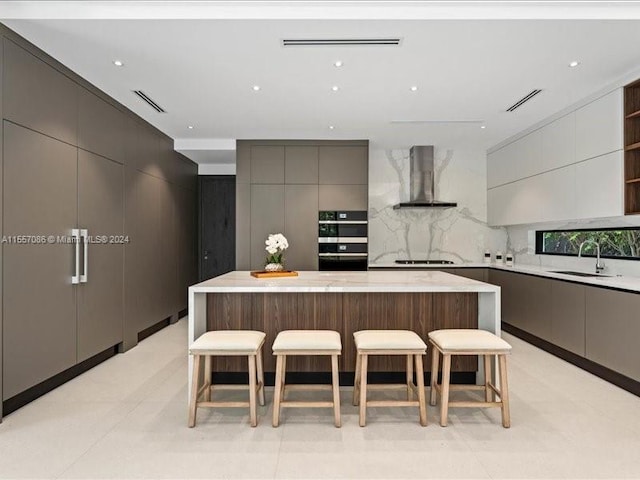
[72,228,80,284]
[80,229,88,283]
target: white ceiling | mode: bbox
[3,2,640,163]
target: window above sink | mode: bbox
[536,227,640,261]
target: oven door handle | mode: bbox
[318,253,369,257]
[318,237,368,244]
[318,220,368,225]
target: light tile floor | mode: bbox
[1,318,640,479]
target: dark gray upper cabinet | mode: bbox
[285,184,319,270]
[251,146,285,184]
[586,287,640,382]
[319,184,368,210]
[285,146,319,184]
[3,38,78,145]
[319,146,368,184]
[77,150,124,362]
[550,281,585,356]
[2,122,78,399]
[250,184,285,270]
[78,87,126,164]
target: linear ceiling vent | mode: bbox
[133,90,166,113]
[282,38,401,47]
[506,89,542,112]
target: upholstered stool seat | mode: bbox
[188,330,266,428]
[273,330,341,352]
[190,330,266,354]
[428,329,511,428]
[428,329,512,352]
[272,330,342,428]
[353,329,428,427]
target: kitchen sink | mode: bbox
[552,270,610,277]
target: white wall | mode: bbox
[368,146,507,264]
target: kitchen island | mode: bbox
[188,270,501,401]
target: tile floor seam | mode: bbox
[50,345,185,480]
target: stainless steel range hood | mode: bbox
[393,146,457,209]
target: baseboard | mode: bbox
[2,345,118,416]
[502,322,640,397]
[137,317,171,342]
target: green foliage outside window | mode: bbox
[539,229,640,259]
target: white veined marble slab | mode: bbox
[189,270,500,294]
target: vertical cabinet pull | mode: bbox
[80,229,88,284]
[71,228,80,284]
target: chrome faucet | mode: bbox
[578,239,605,274]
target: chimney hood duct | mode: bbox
[393,146,457,209]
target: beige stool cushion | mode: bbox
[272,330,342,353]
[189,330,266,354]
[354,330,426,351]
[429,329,511,352]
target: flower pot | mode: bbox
[264,263,284,272]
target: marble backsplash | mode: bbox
[506,216,640,277]
[368,147,507,264]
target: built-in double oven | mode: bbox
[318,211,368,271]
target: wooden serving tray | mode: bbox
[250,270,299,279]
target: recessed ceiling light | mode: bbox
[410,86,418,92]
[334,60,343,67]
[252,85,261,91]
[331,85,339,92]
[480,125,486,129]
[113,60,124,67]
[569,60,580,68]
[188,125,194,129]
[329,125,335,130]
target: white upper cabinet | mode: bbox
[487,143,516,188]
[487,88,624,226]
[574,151,623,219]
[513,129,543,179]
[541,113,576,171]
[575,90,623,162]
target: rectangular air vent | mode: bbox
[282,38,401,47]
[133,90,166,113]
[506,89,542,112]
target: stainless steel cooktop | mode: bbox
[394,260,454,265]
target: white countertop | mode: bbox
[369,262,640,293]
[190,270,499,293]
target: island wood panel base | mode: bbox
[206,292,478,374]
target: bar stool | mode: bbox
[272,330,342,428]
[353,330,427,427]
[428,329,511,428]
[188,330,266,428]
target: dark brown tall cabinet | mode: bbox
[0,27,198,419]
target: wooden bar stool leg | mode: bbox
[415,353,427,427]
[272,355,284,427]
[406,354,414,401]
[256,346,265,406]
[248,354,258,427]
[353,353,361,406]
[430,347,440,406]
[280,355,287,400]
[440,353,452,427]
[188,355,201,428]
[331,354,341,428]
[358,354,368,427]
[204,355,212,402]
[484,354,492,402]
[499,354,511,428]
